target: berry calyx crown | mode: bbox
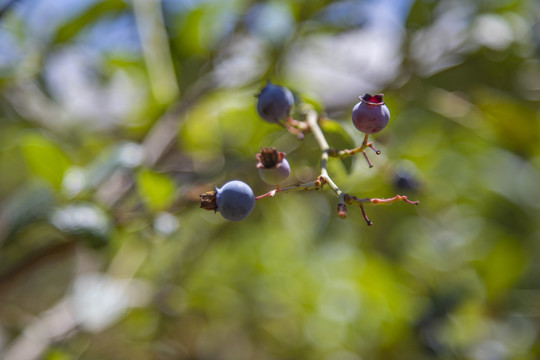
[256,147,286,169]
[199,191,218,211]
[359,93,385,105]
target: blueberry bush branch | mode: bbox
[200,83,418,225]
[256,106,418,225]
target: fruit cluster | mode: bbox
[200,82,418,224]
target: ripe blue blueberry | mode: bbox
[352,94,390,134]
[256,82,294,123]
[200,180,255,222]
[256,147,291,185]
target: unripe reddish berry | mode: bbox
[256,147,291,185]
[351,94,390,134]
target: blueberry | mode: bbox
[256,147,291,185]
[395,172,421,191]
[200,180,255,222]
[393,163,422,191]
[256,83,294,123]
[351,93,390,134]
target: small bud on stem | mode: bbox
[337,203,347,219]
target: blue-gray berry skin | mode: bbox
[352,94,390,134]
[259,157,290,185]
[256,83,294,123]
[216,180,255,221]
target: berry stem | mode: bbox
[327,133,381,167]
[255,177,326,201]
[362,151,374,168]
[285,117,309,138]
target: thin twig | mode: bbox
[328,133,381,167]
[255,176,327,200]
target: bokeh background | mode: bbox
[1,0,540,359]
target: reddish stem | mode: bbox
[362,151,374,168]
[360,205,373,226]
[370,195,419,205]
[255,189,277,200]
[368,143,381,155]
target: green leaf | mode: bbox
[480,237,527,299]
[2,182,55,244]
[320,118,356,173]
[175,8,206,56]
[136,168,176,212]
[53,0,127,44]
[20,132,71,189]
[45,348,75,360]
[50,202,111,248]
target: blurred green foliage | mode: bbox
[0,0,540,359]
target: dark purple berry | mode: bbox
[394,165,422,191]
[256,147,291,185]
[395,172,420,191]
[200,180,255,222]
[351,94,390,134]
[256,83,294,123]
